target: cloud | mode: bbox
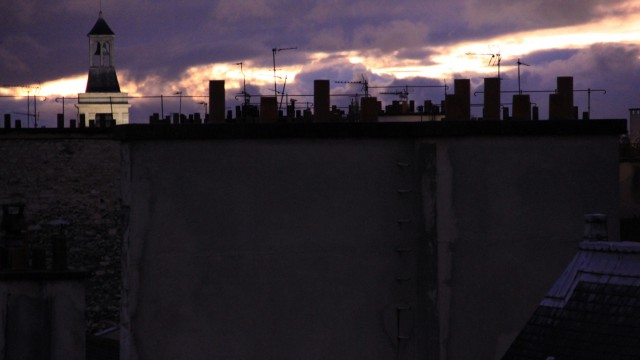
[465,0,615,29]
[213,0,276,23]
[3,0,640,125]
[0,2,38,25]
[352,20,429,52]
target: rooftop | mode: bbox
[0,120,627,140]
[503,240,640,360]
[112,120,627,141]
[86,67,121,93]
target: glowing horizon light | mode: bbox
[40,75,87,97]
[388,11,640,79]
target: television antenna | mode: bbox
[235,62,250,106]
[465,46,502,79]
[272,46,297,108]
[466,50,502,78]
[517,58,530,95]
[335,74,369,98]
[380,85,410,101]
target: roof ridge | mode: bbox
[579,240,640,253]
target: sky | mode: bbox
[2,0,640,126]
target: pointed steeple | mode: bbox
[86,12,120,92]
[88,12,115,36]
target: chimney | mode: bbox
[209,80,225,123]
[557,77,574,119]
[445,79,471,120]
[483,77,501,120]
[260,96,278,122]
[549,77,575,120]
[314,80,330,122]
[549,93,561,120]
[583,214,608,241]
[502,106,510,121]
[512,94,531,121]
[455,79,471,119]
[361,97,379,122]
[629,109,640,139]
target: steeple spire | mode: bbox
[86,12,119,92]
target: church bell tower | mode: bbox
[76,12,130,125]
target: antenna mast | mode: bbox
[466,50,502,79]
[517,58,530,95]
[335,74,369,97]
[379,86,409,101]
[236,62,250,106]
[272,47,297,108]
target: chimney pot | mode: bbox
[584,214,608,241]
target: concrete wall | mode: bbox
[0,274,86,360]
[121,138,438,360]
[436,136,620,359]
[620,162,640,218]
[119,123,621,360]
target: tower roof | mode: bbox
[88,12,115,36]
[86,67,121,93]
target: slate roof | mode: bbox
[502,241,640,360]
[86,67,121,93]
[88,13,115,36]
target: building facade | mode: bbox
[118,121,624,360]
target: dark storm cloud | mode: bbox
[464,0,613,30]
[3,0,632,77]
[2,0,445,84]
[0,1,90,84]
[425,0,636,48]
[395,48,438,62]
[3,0,624,85]
[519,49,580,66]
